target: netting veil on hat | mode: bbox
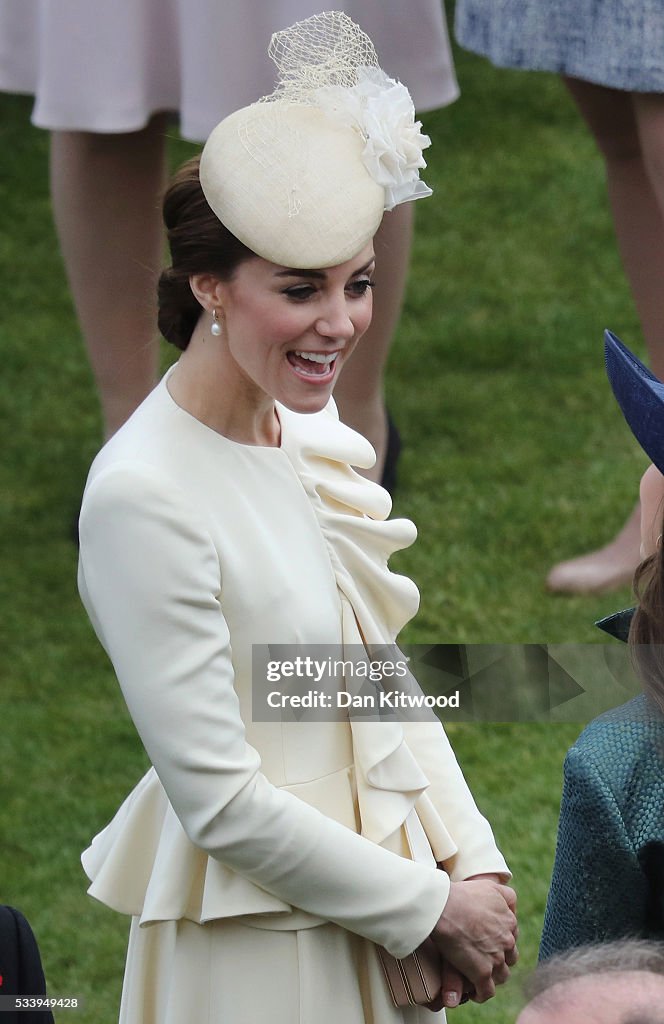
[199,11,432,268]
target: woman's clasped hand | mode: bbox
[431,877,518,1008]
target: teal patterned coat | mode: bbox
[540,694,664,959]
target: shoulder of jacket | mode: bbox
[79,460,221,561]
[82,458,186,510]
[565,697,664,791]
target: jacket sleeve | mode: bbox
[401,718,510,881]
[539,744,648,959]
[78,461,449,958]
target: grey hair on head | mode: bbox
[525,940,664,1013]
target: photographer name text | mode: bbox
[267,689,460,709]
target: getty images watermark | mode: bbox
[263,650,459,713]
[253,644,457,722]
[252,642,646,723]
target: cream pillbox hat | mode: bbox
[199,11,432,269]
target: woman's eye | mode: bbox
[283,278,375,301]
[283,285,316,301]
[347,278,376,296]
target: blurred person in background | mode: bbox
[539,333,664,960]
[517,939,664,1024]
[455,1,664,593]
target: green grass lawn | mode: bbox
[0,13,649,1023]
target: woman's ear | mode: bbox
[189,273,225,313]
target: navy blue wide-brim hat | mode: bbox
[605,329,664,476]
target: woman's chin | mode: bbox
[278,388,334,415]
[276,364,340,413]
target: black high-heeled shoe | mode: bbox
[380,412,402,497]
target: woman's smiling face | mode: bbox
[212,241,375,414]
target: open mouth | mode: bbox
[287,350,339,381]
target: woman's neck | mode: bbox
[167,327,281,447]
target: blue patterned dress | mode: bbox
[455,1,664,92]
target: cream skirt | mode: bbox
[119,916,446,1024]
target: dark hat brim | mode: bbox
[605,329,664,476]
[595,606,635,643]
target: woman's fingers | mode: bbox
[491,959,511,988]
[440,962,465,1009]
[506,944,519,967]
[431,879,520,1002]
[471,972,497,1003]
[499,883,518,913]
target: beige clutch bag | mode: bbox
[377,937,442,1007]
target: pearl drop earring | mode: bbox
[211,309,222,336]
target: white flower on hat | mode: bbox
[314,66,432,210]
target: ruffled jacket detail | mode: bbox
[80,386,508,933]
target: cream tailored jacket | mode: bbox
[78,367,509,960]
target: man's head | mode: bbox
[517,940,664,1024]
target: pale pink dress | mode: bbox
[0,0,458,140]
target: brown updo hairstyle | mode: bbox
[158,156,255,350]
[629,532,664,715]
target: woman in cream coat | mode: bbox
[77,14,516,1023]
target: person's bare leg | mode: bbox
[50,114,169,439]
[547,79,664,592]
[632,92,664,362]
[333,202,414,484]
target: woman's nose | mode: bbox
[314,295,355,341]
